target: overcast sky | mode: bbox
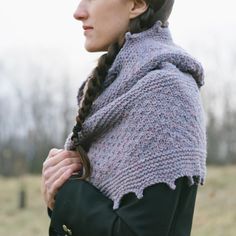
[0,0,236,90]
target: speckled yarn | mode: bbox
[64,20,207,210]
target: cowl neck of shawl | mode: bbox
[103,20,204,90]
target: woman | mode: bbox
[41,0,207,235]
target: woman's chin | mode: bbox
[84,42,108,52]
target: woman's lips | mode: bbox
[83,25,93,35]
[83,26,93,35]
[83,26,93,30]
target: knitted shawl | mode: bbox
[64,20,207,210]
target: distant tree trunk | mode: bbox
[61,75,74,143]
[18,177,27,209]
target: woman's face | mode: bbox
[73,0,146,52]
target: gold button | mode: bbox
[62,224,68,232]
[67,229,72,235]
[62,224,72,235]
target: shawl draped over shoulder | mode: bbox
[64,20,207,210]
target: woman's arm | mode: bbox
[48,176,198,236]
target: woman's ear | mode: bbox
[128,0,148,19]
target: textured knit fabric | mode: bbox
[64,20,207,210]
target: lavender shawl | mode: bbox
[64,20,207,210]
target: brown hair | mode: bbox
[69,0,174,180]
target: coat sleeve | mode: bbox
[47,176,198,236]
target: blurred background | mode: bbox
[0,0,236,235]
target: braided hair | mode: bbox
[69,0,175,180]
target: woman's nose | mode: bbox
[73,5,88,21]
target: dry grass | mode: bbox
[0,175,49,236]
[192,165,236,236]
[0,165,235,236]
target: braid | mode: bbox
[70,2,170,180]
[70,42,121,179]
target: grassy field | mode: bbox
[0,165,235,236]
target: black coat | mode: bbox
[48,176,198,236]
